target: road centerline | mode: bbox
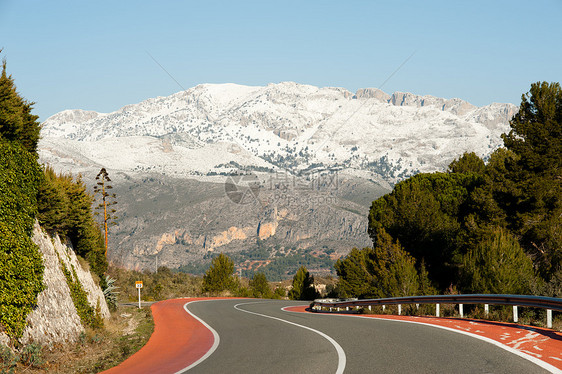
[233,301,347,374]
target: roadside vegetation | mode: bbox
[0,54,107,337]
[0,54,148,372]
[335,81,562,302]
[0,305,154,373]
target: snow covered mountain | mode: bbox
[38,82,518,275]
[40,82,517,183]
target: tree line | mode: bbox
[336,81,562,299]
[200,253,317,300]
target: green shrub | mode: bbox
[59,257,103,329]
[0,141,44,339]
[18,343,44,368]
[0,344,17,373]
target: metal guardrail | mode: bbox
[311,294,562,329]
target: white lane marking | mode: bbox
[289,311,562,374]
[234,301,346,374]
[174,300,222,373]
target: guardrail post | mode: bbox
[416,303,419,310]
[313,295,561,327]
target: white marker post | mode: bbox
[136,281,143,308]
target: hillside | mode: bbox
[39,82,517,276]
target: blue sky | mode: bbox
[1,0,560,121]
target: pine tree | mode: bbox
[202,253,238,294]
[334,247,373,298]
[368,172,480,289]
[448,152,485,175]
[336,229,431,299]
[38,169,108,277]
[500,82,562,278]
[249,272,272,298]
[502,81,562,176]
[93,168,118,256]
[288,266,318,300]
[462,227,535,294]
[37,166,69,233]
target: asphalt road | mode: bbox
[184,299,550,373]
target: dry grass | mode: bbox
[8,305,154,373]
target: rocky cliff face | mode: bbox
[0,223,109,346]
[109,173,377,273]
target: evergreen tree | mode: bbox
[368,172,481,288]
[334,247,373,298]
[448,152,486,175]
[249,272,272,298]
[288,266,318,300]
[500,82,562,278]
[202,253,238,293]
[368,229,422,298]
[363,82,562,295]
[0,59,40,155]
[37,169,108,277]
[37,166,69,233]
[502,81,562,176]
[335,229,430,298]
[0,57,44,339]
[462,227,535,294]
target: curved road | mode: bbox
[184,299,550,373]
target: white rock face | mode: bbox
[0,332,8,347]
[39,82,518,184]
[54,231,111,320]
[16,222,109,345]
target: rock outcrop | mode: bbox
[0,222,110,346]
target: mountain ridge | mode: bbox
[38,82,518,274]
[41,81,517,184]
